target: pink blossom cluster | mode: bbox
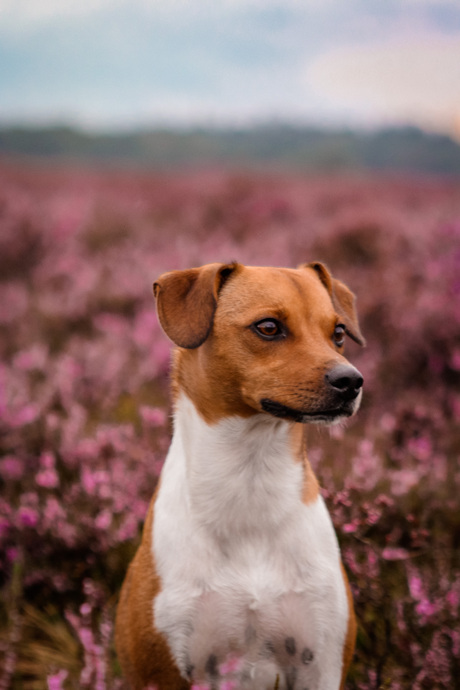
[0,163,459,688]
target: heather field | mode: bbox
[1,161,460,690]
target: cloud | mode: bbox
[0,0,115,25]
[305,34,460,131]
[1,0,460,129]
[0,0,319,27]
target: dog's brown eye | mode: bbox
[333,324,346,347]
[253,319,283,340]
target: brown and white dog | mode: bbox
[115,262,365,690]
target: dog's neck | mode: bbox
[166,391,311,546]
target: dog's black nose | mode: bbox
[325,364,363,401]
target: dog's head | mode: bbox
[154,262,365,425]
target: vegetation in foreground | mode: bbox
[0,163,459,688]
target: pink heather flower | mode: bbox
[381,547,409,561]
[140,405,167,427]
[343,522,358,533]
[95,510,112,531]
[450,630,460,657]
[11,404,39,427]
[18,506,39,528]
[132,309,158,347]
[79,627,97,647]
[116,515,138,542]
[13,345,48,371]
[6,547,19,562]
[409,574,424,600]
[0,456,24,480]
[366,549,380,579]
[408,437,432,462]
[40,451,55,469]
[450,348,460,370]
[0,282,28,324]
[51,574,69,592]
[391,469,419,496]
[81,467,98,495]
[415,598,439,623]
[416,631,452,685]
[432,453,447,482]
[80,603,92,617]
[446,587,460,615]
[36,468,59,489]
[92,313,128,336]
[47,670,68,690]
[379,413,396,432]
[43,497,65,525]
[365,509,380,526]
[375,494,394,507]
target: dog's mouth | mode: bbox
[260,398,357,424]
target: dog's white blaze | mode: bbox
[153,393,348,690]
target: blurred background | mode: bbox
[1,0,460,172]
[1,2,460,689]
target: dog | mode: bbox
[115,261,365,690]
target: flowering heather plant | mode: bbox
[0,162,459,688]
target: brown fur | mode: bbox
[340,563,358,690]
[115,484,190,690]
[290,424,320,505]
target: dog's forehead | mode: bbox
[219,265,335,318]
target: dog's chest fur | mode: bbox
[152,394,348,689]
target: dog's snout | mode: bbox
[325,364,363,400]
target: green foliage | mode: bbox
[1,124,460,174]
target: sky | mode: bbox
[1,0,460,134]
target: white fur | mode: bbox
[153,393,348,690]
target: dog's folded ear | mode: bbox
[153,262,239,348]
[302,262,366,346]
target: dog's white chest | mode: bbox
[152,396,348,689]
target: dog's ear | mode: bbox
[303,262,366,346]
[153,262,239,348]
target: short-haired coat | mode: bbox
[115,262,365,690]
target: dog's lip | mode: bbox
[260,398,354,423]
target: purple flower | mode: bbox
[47,670,68,690]
[36,469,59,489]
[381,547,409,561]
[0,456,24,481]
[409,574,424,600]
[140,406,167,427]
[17,506,39,528]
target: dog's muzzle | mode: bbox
[325,364,363,403]
[261,364,364,424]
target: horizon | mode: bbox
[2,120,459,176]
[1,120,459,140]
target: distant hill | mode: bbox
[1,124,460,174]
